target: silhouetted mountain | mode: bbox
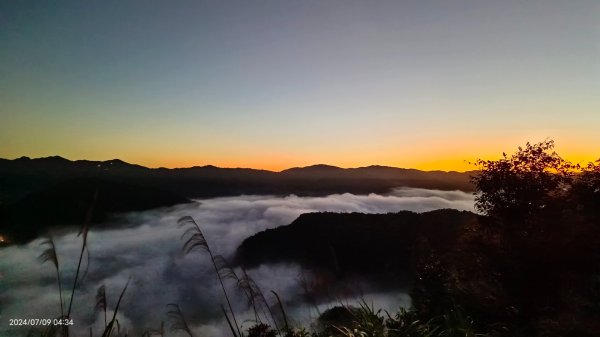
[235,209,479,287]
[0,177,189,243]
[0,156,474,243]
[0,156,150,204]
[0,156,474,204]
[281,164,345,175]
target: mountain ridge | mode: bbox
[1,155,474,173]
[0,155,475,243]
[0,155,476,204]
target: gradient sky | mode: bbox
[1,0,598,171]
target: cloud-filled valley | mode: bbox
[0,188,474,336]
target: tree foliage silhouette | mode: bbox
[471,140,577,234]
[462,140,600,335]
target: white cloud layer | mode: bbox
[0,189,474,336]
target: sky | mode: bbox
[0,0,598,171]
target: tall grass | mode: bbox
[96,285,107,329]
[177,216,292,337]
[39,236,68,337]
[167,303,193,337]
[39,236,64,320]
[178,215,242,337]
[101,277,131,337]
[35,191,138,337]
[328,301,489,337]
[271,291,290,333]
[67,190,97,322]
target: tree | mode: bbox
[471,140,575,234]
[572,160,600,224]
[468,140,600,335]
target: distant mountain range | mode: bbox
[0,156,475,201]
[0,156,475,243]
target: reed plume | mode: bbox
[96,284,107,329]
[178,216,242,337]
[67,190,98,321]
[38,236,64,319]
[166,304,193,337]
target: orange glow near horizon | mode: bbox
[130,133,600,172]
[151,153,599,172]
[17,142,594,173]
[0,132,600,172]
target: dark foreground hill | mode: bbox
[0,177,189,243]
[235,209,479,287]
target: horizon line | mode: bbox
[1,155,476,174]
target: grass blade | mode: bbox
[101,277,131,337]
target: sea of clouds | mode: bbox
[0,188,474,336]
